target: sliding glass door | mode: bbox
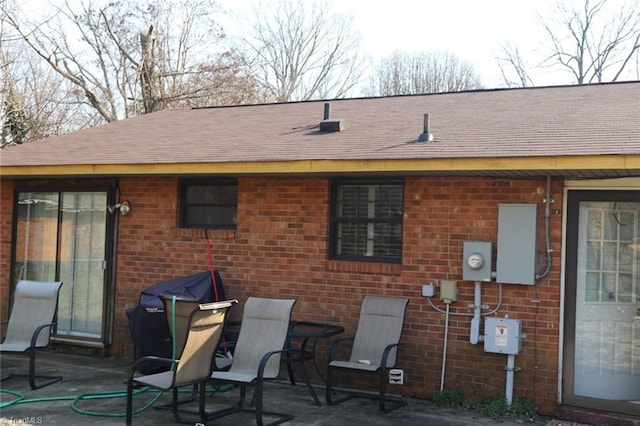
[13,191,109,342]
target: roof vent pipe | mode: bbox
[418,113,434,142]
[319,102,348,132]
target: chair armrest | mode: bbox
[127,356,176,379]
[30,322,57,349]
[257,349,295,380]
[327,336,354,362]
[381,342,402,368]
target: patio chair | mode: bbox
[125,299,237,425]
[207,297,296,426]
[160,294,234,371]
[0,280,63,389]
[325,295,409,412]
[161,295,204,361]
[154,295,234,410]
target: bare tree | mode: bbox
[496,44,535,88]
[1,0,259,129]
[1,20,30,146]
[498,0,640,87]
[365,51,483,96]
[1,7,87,147]
[542,0,640,83]
[240,0,364,102]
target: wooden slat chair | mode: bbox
[325,295,410,412]
[125,299,237,425]
[208,297,296,426]
[0,280,64,390]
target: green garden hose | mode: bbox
[1,296,232,417]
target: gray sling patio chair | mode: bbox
[0,280,63,390]
[154,295,234,410]
[208,297,296,426]
[160,294,233,372]
[325,295,409,412]
[125,299,237,425]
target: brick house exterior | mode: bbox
[1,82,639,421]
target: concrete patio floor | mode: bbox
[1,351,558,425]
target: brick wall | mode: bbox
[0,180,15,321]
[0,175,563,414]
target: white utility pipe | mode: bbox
[469,281,483,344]
[505,354,516,407]
[440,302,451,391]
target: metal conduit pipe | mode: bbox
[506,354,516,407]
[470,281,483,344]
[427,283,503,317]
[536,175,553,281]
[440,302,451,391]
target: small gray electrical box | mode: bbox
[484,317,522,355]
[463,241,493,282]
[496,204,537,285]
[440,280,458,302]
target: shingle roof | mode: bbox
[1,82,639,178]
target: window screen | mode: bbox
[180,179,238,228]
[331,180,403,262]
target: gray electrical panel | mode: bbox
[496,204,537,285]
[484,317,522,355]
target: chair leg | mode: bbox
[325,366,335,404]
[171,387,181,423]
[155,384,197,411]
[255,379,264,426]
[206,381,293,426]
[198,381,208,421]
[325,366,354,406]
[204,383,245,421]
[378,368,407,413]
[26,347,62,390]
[378,366,387,411]
[126,378,134,426]
[253,380,294,426]
[325,366,406,412]
[158,381,230,424]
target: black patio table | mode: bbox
[224,319,344,406]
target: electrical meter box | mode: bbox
[463,241,493,282]
[484,317,522,355]
[496,204,537,285]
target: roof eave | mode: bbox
[1,155,639,179]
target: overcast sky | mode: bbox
[330,0,564,87]
[219,0,574,89]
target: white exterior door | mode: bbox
[564,190,640,416]
[574,200,639,399]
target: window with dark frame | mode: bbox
[330,179,404,263]
[180,179,238,228]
